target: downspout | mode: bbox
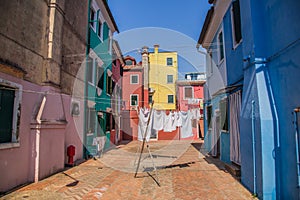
[252,100,257,195]
[293,108,300,191]
[265,62,281,199]
[83,0,91,158]
[34,96,46,182]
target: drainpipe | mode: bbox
[293,108,300,188]
[252,100,257,195]
[34,96,46,182]
[265,63,281,198]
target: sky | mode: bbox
[107,0,211,78]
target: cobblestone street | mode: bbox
[1,140,253,200]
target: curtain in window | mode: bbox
[229,90,242,165]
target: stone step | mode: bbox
[225,162,241,178]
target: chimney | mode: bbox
[141,46,149,90]
[154,44,159,54]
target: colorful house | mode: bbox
[110,40,124,145]
[176,73,206,139]
[149,45,178,110]
[121,54,150,141]
[198,0,300,199]
[0,0,89,193]
[85,0,119,156]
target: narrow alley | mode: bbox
[1,140,252,200]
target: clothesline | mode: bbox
[138,108,201,141]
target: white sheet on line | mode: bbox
[179,111,193,138]
[163,112,173,132]
[152,110,164,131]
[138,108,152,141]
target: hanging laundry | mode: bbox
[179,111,193,138]
[163,112,173,132]
[138,108,152,141]
[175,111,182,127]
[170,111,177,131]
[152,110,164,131]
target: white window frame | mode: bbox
[231,0,242,49]
[130,74,139,84]
[167,94,174,104]
[108,30,112,55]
[167,75,173,84]
[207,49,213,77]
[217,29,225,64]
[166,57,173,66]
[89,49,104,86]
[184,86,194,100]
[130,94,139,106]
[90,0,105,42]
[0,78,22,149]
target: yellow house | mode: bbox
[149,45,178,110]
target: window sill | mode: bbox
[232,40,242,50]
[0,142,20,150]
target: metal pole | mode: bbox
[134,101,154,177]
[252,100,257,195]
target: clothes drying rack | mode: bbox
[134,101,160,186]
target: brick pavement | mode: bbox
[1,140,254,200]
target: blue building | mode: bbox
[198,0,300,199]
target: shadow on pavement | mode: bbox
[63,172,79,187]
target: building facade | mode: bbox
[176,73,206,139]
[0,0,89,193]
[198,0,300,199]
[149,45,178,110]
[85,0,120,156]
[0,0,121,193]
[121,56,146,140]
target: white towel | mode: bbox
[152,110,164,131]
[163,112,173,132]
[180,111,193,138]
[138,108,152,141]
[170,111,177,131]
[175,111,182,127]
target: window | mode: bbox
[130,75,139,84]
[149,95,153,103]
[184,87,193,99]
[207,50,213,77]
[0,87,15,143]
[167,95,174,104]
[218,31,224,62]
[231,0,242,47]
[97,20,103,39]
[207,105,212,129]
[166,57,173,66]
[0,81,21,146]
[87,107,96,133]
[90,7,96,28]
[107,74,112,95]
[87,57,94,84]
[130,94,138,106]
[97,67,104,90]
[167,75,173,83]
[220,98,228,131]
[125,60,133,65]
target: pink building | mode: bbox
[121,56,149,140]
[176,77,205,139]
